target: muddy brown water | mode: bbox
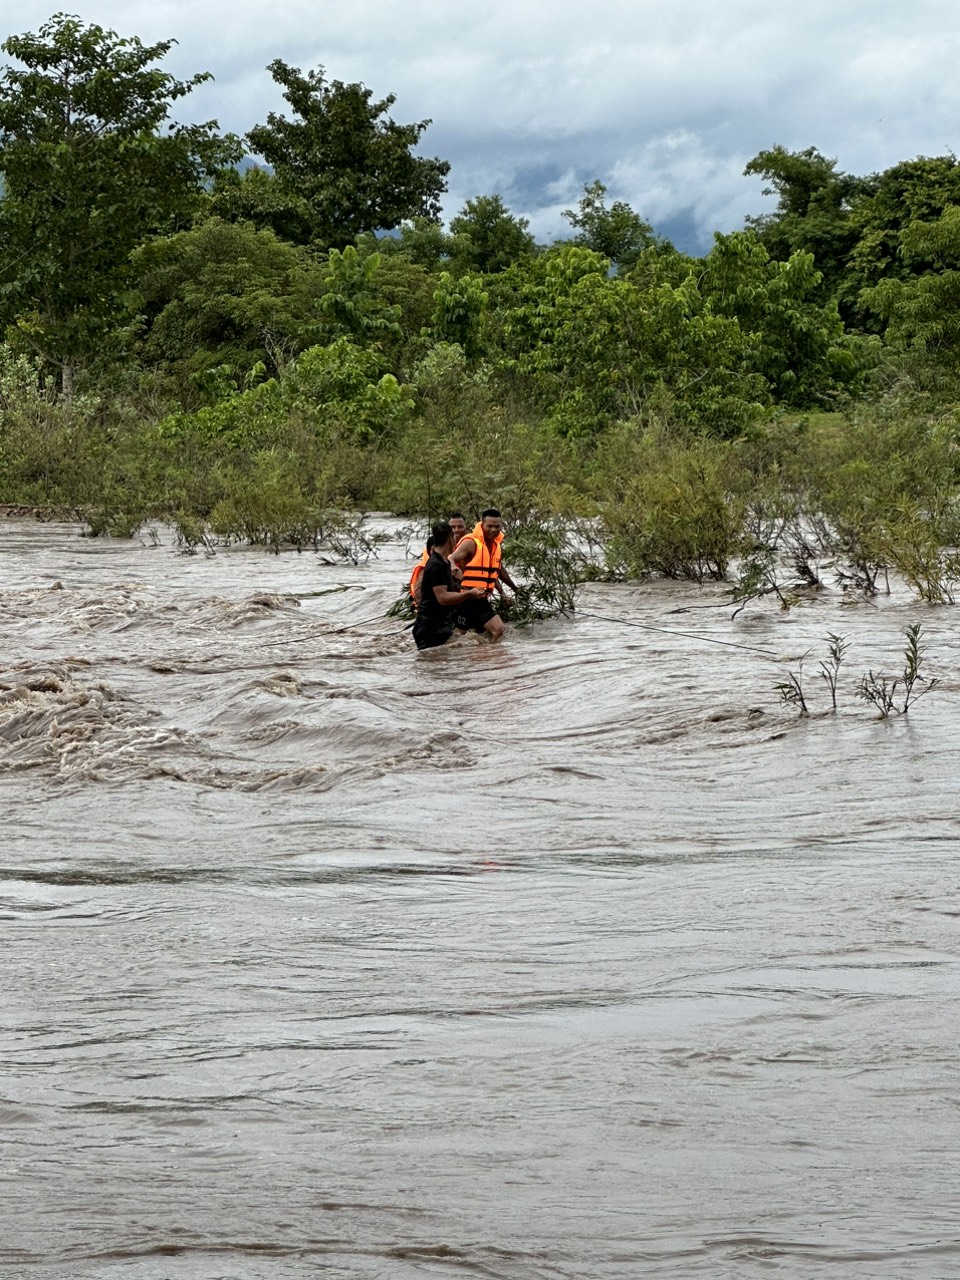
[2,519,959,1279]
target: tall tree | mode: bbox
[845,156,960,308]
[743,146,960,327]
[743,145,864,304]
[562,180,658,272]
[861,205,960,379]
[381,215,452,271]
[495,245,765,436]
[129,217,327,394]
[448,194,537,274]
[246,61,449,249]
[745,146,846,222]
[0,14,239,394]
[699,231,846,406]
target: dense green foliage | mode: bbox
[0,15,240,394]
[244,59,450,249]
[5,15,960,610]
[562,180,658,272]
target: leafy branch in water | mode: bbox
[856,668,898,717]
[732,546,798,618]
[775,665,810,715]
[818,631,848,710]
[316,512,390,564]
[386,590,415,620]
[900,622,939,711]
[857,622,940,717]
[500,522,586,626]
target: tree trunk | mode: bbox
[61,360,74,402]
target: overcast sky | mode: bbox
[7,0,960,251]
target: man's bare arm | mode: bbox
[449,538,476,568]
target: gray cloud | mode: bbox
[7,0,960,251]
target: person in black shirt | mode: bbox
[413,522,487,650]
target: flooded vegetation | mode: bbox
[3,519,959,1278]
[5,16,960,1272]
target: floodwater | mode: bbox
[2,518,959,1280]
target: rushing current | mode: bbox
[2,517,959,1280]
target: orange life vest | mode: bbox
[408,547,430,605]
[456,522,503,596]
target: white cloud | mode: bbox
[6,0,960,250]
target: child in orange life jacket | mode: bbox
[449,508,519,642]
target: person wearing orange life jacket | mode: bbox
[408,540,432,611]
[447,512,467,547]
[408,513,467,611]
[449,508,518,641]
[412,521,488,650]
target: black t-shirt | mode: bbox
[417,551,455,625]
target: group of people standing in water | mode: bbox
[408,509,519,650]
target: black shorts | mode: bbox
[454,597,495,633]
[413,617,455,650]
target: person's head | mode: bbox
[447,512,467,542]
[480,508,502,542]
[431,521,455,556]
[425,536,435,554]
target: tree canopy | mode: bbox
[245,60,450,249]
[562,181,660,271]
[743,145,960,327]
[4,13,960,473]
[447,195,537,275]
[0,13,239,392]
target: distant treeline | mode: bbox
[3,14,960,604]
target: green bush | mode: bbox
[596,430,750,581]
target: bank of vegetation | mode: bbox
[3,16,960,607]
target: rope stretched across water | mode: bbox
[255,602,779,657]
[574,609,779,657]
[258,612,405,646]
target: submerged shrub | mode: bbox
[208,450,325,547]
[791,408,960,595]
[775,626,939,718]
[502,523,587,623]
[599,432,749,581]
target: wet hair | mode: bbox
[431,521,454,547]
[481,508,501,520]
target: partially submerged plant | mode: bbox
[386,590,415,620]
[731,546,798,618]
[174,512,216,555]
[775,656,810,715]
[317,512,389,564]
[818,631,849,711]
[857,668,897,717]
[857,622,940,717]
[776,624,939,719]
[900,621,939,711]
